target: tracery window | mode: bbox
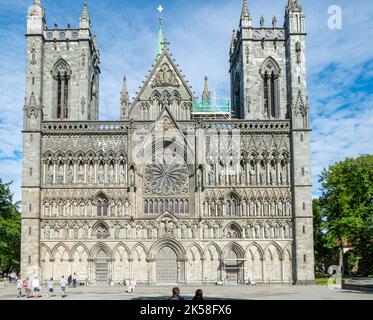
[226,195,240,216]
[52,59,71,119]
[97,194,108,217]
[96,224,109,239]
[260,57,280,118]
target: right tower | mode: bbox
[230,0,314,284]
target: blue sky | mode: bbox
[0,0,372,201]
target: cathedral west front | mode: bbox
[21,0,315,285]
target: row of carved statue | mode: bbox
[202,199,292,217]
[40,219,293,241]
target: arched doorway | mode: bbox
[224,249,244,284]
[96,250,108,285]
[156,246,178,284]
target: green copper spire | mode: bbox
[156,5,164,59]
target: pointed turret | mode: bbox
[27,0,45,34]
[80,3,91,29]
[121,76,129,119]
[285,0,305,33]
[202,76,211,102]
[230,29,237,55]
[240,0,252,28]
[286,0,302,13]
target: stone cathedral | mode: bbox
[21,0,315,285]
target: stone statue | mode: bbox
[264,224,270,239]
[197,167,203,190]
[260,15,264,28]
[47,165,54,184]
[272,15,277,28]
[44,202,50,216]
[255,225,260,238]
[240,165,246,184]
[270,168,276,185]
[56,166,64,184]
[67,166,73,184]
[119,164,125,184]
[124,200,129,216]
[259,169,265,185]
[249,169,256,184]
[98,165,105,185]
[208,164,215,185]
[83,225,89,239]
[274,224,280,238]
[78,165,84,183]
[88,165,95,184]
[108,165,115,184]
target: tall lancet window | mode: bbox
[52,59,71,119]
[260,57,280,118]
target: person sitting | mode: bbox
[193,289,204,300]
[170,287,184,300]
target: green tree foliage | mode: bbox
[315,155,373,275]
[0,179,21,272]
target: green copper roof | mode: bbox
[156,22,164,59]
[193,98,231,113]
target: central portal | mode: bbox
[156,246,178,284]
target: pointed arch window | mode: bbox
[96,224,109,239]
[226,194,240,216]
[97,194,108,217]
[52,60,71,119]
[260,57,280,118]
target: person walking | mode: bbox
[47,278,54,297]
[127,278,132,293]
[16,277,23,298]
[132,278,137,293]
[67,274,72,287]
[170,287,184,300]
[60,276,67,298]
[72,273,77,288]
[32,276,40,297]
[193,289,204,300]
[24,277,32,298]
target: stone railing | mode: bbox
[42,121,130,134]
[42,120,291,134]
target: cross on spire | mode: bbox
[161,39,170,50]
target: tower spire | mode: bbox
[156,5,165,59]
[80,3,91,29]
[240,0,251,27]
[202,76,211,101]
[34,0,41,7]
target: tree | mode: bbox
[0,179,21,272]
[316,155,373,275]
[313,198,335,274]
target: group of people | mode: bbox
[14,274,80,298]
[126,278,137,293]
[1,271,18,285]
[170,287,204,300]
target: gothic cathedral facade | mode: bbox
[21,0,315,285]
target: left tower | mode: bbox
[21,0,100,278]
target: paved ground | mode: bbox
[0,284,372,300]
